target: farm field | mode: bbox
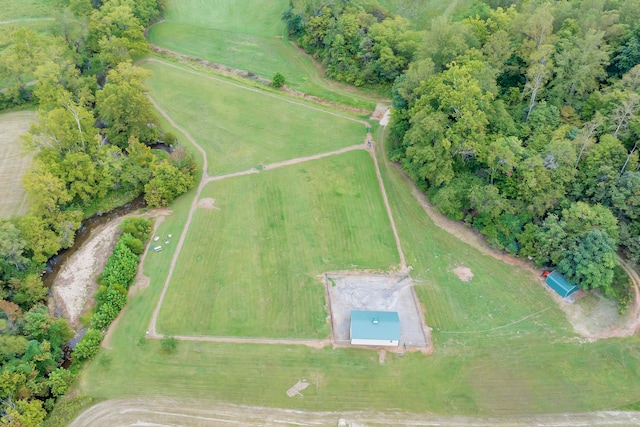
[146,0,383,109]
[157,150,399,338]
[143,59,367,176]
[0,110,35,217]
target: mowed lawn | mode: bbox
[143,60,367,176]
[146,0,382,109]
[80,129,640,415]
[0,110,34,217]
[157,150,399,338]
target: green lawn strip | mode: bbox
[0,110,35,217]
[146,0,383,109]
[157,150,399,338]
[82,330,640,415]
[143,60,367,176]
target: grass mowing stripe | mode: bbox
[143,60,367,176]
[0,110,35,217]
[157,150,399,338]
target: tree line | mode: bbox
[285,0,640,305]
[0,0,195,424]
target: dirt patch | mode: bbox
[369,104,390,121]
[453,266,474,282]
[52,219,125,328]
[378,349,386,364]
[197,197,219,209]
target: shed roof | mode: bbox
[545,271,579,298]
[350,310,400,341]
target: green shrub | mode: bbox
[74,329,103,361]
[271,72,286,88]
[121,217,153,241]
[120,232,144,255]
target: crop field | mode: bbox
[143,59,367,176]
[146,0,382,109]
[0,110,34,217]
[156,150,399,338]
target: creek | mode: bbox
[43,195,146,288]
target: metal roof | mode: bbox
[545,271,579,298]
[350,310,400,341]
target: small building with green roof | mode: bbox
[545,270,579,298]
[350,310,400,346]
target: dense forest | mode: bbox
[284,0,640,306]
[0,0,196,424]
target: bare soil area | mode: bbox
[453,266,474,282]
[52,219,124,327]
[70,398,640,427]
[197,197,219,209]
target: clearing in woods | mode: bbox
[0,110,35,217]
[156,150,399,338]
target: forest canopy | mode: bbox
[285,0,640,304]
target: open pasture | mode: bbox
[143,60,367,176]
[0,110,34,217]
[146,0,381,109]
[156,150,399,338]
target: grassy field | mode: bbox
[74,0,640,418]
[157,151,399,338]
[78,122,640,415]
[0,110,34,217]
[147,0,383,109]
[0,0,57,21]
[143,59,367,176]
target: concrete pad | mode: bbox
[326,273,428,347]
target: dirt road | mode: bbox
[70,398,640,426]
